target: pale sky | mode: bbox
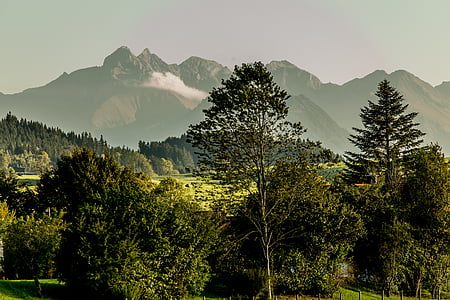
[2,0,450,94]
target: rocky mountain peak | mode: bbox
[138,49,172,74]
[266,60,322,94]
[389,70,433,90]
[139,48,151,57]
[178,57,231,92]
[102,47,148,82]
[343,70,388,87]
[102,46,136,67]
[266,60,299,70]
[180,56,230,77]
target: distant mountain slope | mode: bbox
[0,46,449,154]
[179,56,232,92]
[287,95,350,152]
[267,60,322,94]
[299,69,450,153]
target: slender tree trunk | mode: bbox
[415,278,422,298]
[257,133,272,299]
[34,277,42,298]
[266,243,272,299]
[261,190,272,299]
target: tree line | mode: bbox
[0,113,193,176]
[0,63,447,300]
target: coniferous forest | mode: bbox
[0,63,448,300]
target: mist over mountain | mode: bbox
[0,46,449,154]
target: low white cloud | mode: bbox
[144,72,208,101]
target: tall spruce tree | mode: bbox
[345,80,424,188]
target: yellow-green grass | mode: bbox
[152,174,234,210]
[17,174,40,186]
[152,173,199,185]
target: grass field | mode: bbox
[17,174,40,186]
[0,279,65,300]
[0,280,446,300]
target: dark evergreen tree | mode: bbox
[138,134,196,174]
[345,80,424,188]
[344,80,426,296]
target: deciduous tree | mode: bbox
[3,214,63,297]
[188,62,306,298]
[39,148,219,299]
[402,144,450,297]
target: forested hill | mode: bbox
[0,113,108,161]
[0,113,157,175]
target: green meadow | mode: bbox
[0,280,446,300]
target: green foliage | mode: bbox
[3,214,63,297]
[111,148,156,176]
[188,62,305,187]
[39,149,220,299]
[401,144,450,296]
[0,113,108,168]
[3,214,63,279]
[0,169,38,217]
[0,201,15,240]
[341,80,448,297]
[10,150,52,174]
[344,146,449,297]
[151,156,180,175]
[0,150,11,171]
[344,184,410,295]
[188,62,353,299]
[269,163,363,296]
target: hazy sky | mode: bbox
[2,0,450,94]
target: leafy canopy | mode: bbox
[188,61,304,189]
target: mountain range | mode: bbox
[1,46,449,154]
